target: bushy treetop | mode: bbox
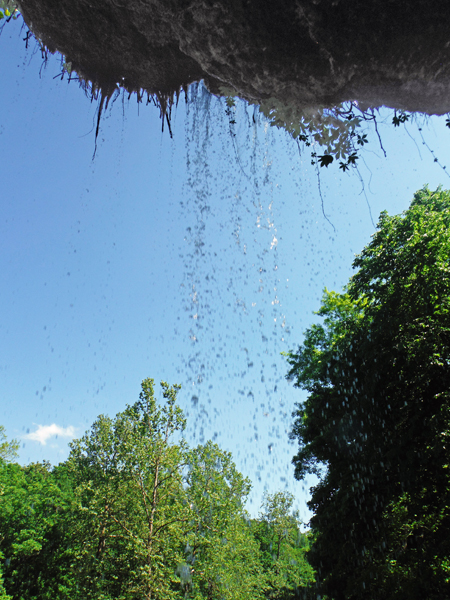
[285,186,450,599]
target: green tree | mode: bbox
[0,460,76,599]
[0,426,19,463]
[0,553,11,600]
[183,441,265,599]
[252,491,315,599]
[284,186,450,599]
[65,378,190,600]
[64,378,269,599]
[192,516,264,600]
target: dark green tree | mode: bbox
[0,459,77,599]
[0,552,11,600]
[284,186,450,599]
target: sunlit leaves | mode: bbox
[180,441,264,599]
[258,99,366,165]
[0,1,18,20]
[1,376,317,598]
[254,491,315,598]
[58,379,272,599]
[0,426,19,463]
[65,378,189,599]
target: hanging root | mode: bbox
[155,92,174,138]
[92,89,113,160]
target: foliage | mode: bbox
[0,553,11,600]
[221,90,450,179]
[183,441,264,599]
[219,86,373,172]
[64,378,189,599]
[0,426,19,463]
[253,491,315,599]
[284,186,450,599]
[190,515,265,600]
[0,377,317,599]
[0,1,19,20]
[258,99,367,170]
[0,459,76,599]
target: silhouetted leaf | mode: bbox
[318,154,333,168]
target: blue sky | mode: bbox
[2,17,450,521]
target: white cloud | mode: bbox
[24,424,77,446]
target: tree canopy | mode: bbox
[285,186,450,599]
[0,378,314,599]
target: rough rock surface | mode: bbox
[18,0,450,114]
